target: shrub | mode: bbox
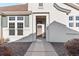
[0,45,12,56]
[4,46,12,56]
[64,38,79,56]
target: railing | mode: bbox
[53,3,71,15]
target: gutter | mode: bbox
[64,3,79,11]
[53,3,71,15]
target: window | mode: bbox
[69,16,73,21]
[76,23,79,27]
[39,3,43,7]
[38,3,43,9]
[17,22,23,35]
[76,16,79,20]
[9,29,15,35]
[68,16,74,27]
[17,16,23,20]
[9,17,15,20]
[68,16,79,28]
[17,29,23,35]
[17,23,23,28]
[9,23,15,35]
[9,23,15,28]
[69,23,73,27]
[8,16,24,36]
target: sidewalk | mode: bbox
[24,39,58,56]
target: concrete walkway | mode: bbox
[24,39,58,56]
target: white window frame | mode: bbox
[69,22,74,27]
[68,16,74,27]
[8,16,25,36]
[17,22,23,35]
[69,16,73,21]
[9,22,15,35]
[9,16,15,21]
[76,16,79,28]
[76,22,79,27]
[76,16,79,21]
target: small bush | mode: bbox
[64,38,79,56]
[0,45,12,56]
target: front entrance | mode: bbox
[36,16,46,39]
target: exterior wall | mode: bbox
[28,3,53,12]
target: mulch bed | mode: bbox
[51,42,68,56]
[0,42,32,56]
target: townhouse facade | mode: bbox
[0,3,79,42]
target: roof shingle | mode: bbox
[0,4,28,11]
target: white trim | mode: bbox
[8,16,25,36]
